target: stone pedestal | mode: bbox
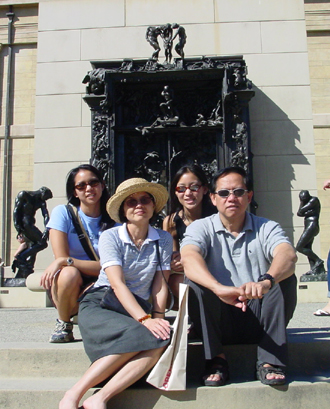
[298,281,328,303]
[0,287,51,308]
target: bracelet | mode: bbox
[152,310,165,315]
[138,314,152,323]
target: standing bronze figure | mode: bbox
[172,23,187,59]
[296,190,325,275]
[146,26,162,60]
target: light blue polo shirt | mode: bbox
[181,212,292,287]
[94,224,173,300]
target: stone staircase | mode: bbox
[0,305,330,409]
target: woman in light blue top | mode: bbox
[40,164,114,343]
[59,178,172,409]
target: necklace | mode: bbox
[133,238,145,250]
[128,232,146,250]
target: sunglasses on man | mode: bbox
[216,188,248,198]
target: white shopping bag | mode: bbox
[147,283,189,391]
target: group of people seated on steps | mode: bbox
[39,163,298,409]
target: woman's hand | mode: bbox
[40,257,67,290]
[143,318,171,340]
[170,251,184,272]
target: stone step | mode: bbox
[1,331,330,380]
[0,377,330,409]
[0,305,329,409]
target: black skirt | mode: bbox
[78,287,169,363]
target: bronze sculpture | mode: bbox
[146,26,162,60]
[82,31,255,199]
[296,190,326,276]
[146,23,186,63]
[12,186,53,279]
[172,23,187,60]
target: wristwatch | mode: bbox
[258,273,275,289]
[66,257,74,266]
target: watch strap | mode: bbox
[258,273,275,288]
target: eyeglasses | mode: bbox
[125,196,154,208]
[175,184,202,193]
[75,179,100,191]
[216,188,248,198]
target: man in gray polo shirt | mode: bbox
[181,166,297,387]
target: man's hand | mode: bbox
[213,284,248,311]
[240,280,272,300]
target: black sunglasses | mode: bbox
[216,188,248,198]
[125,196,154,208]
[75,179,100,191]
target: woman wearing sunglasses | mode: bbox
[40,164,114,343]
[163,164,216,307]
[59,178,172,409]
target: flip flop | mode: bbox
[313,309,330,316]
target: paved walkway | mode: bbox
[0,302,330,343]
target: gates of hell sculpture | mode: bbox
[82,24,255,197]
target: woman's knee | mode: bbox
[56,267,83,290]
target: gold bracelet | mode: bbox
[138,314,151,323]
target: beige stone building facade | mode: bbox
[0,2,37,263]
[0,0,329,299]
[305,1,330,262]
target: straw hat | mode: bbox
[106,178,168,223]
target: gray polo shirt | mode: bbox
[181,212,291,287]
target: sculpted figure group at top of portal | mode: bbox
[146,23,187,63]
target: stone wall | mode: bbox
[305,1,330,263]
[0,4,37,263]
[33,0,314,279]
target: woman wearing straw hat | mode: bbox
[60,178,173,409]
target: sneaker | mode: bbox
[49,319,74,343]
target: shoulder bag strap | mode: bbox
[155,240,174,312]
[66,204,99,261]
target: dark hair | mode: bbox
[66,164,114,231]
[169,163,215,217]
[118,193,155,224]
[211,166,253,193]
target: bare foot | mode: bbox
[81,394,107,409]
[203,354,229,385]
[59,391,80,409]
[263,364,285,381]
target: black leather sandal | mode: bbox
[202,356,230,387]
[256,362,286,386]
